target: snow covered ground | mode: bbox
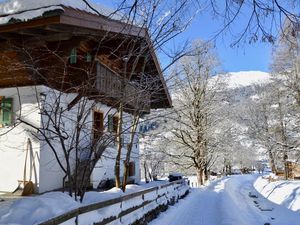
[0,180,177,225]
[2,175,300,225]
[0,184,140,224]
[254,175,300,211]
[150,175,300,225]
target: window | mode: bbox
[129,162,135,177]
[0,97,13,127]
[93,110,104,139]
[108,114,119,133]
[86,52,92,62]
[70,48,77,64]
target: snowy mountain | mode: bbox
[224,71,271,103]
[223,71,271,88]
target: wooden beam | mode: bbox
[15,28,47,36]
[61,7,147,38]
[43,24,106,37]
[26,32,73,42]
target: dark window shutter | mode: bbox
[93,111,104,139]
[108,115,113,132]
[70,48,77,64]
[2,98,12,126]
[129,162,135,176]
[113,116,119,133]
[86,52,92,62]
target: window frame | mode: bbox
[93,110,104,139]
[108,114,119,133]
[128,161,135,177]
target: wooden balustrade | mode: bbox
[96,63,150,112]
[39,179,189,225]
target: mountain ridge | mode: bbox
[223,70,271,88]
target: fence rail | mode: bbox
[39,179,189,225]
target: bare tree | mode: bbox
[242,84,278,173]
[198,0,300,45]
[270,21,300,177]
[99,0,300,46]
[242,79,300,179]
[163,41,226,185]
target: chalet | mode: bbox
[0,0,171,194]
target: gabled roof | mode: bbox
[0,0,172,109]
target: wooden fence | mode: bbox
[39,179,189,225]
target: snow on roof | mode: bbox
[0,0,120,25]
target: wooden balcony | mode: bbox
[96,63,150,112]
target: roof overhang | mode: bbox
[0,5,172,109]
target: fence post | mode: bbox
[142,194,145,211]
[156,186,159,204]
[119,200,123,223]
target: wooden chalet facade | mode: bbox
[0,3,171,193]
[0,5,171,111]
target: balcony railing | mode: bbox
[96,63,150,112]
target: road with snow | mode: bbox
[150,175,300,225]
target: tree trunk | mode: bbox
[278,94,289,180]
[115,102,123,188]
[121,113,139,192]
[204,164,209,181]
[148,171,153,181]
[196,168,204,186]
[228,164,232,175]
[284,153,289,180]
[143,161,149,183]
[267,148,277,173]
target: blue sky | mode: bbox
[96,0,273,72]
[174,10,273,73]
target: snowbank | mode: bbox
[254,176,300,211]
[0,180,188,225]
[0,192,80,225]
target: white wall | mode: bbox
[0,85,141,193]
[91,107,141,188]
[39,88,85,193]
[0,86,42,192]
[39,89,141,192]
